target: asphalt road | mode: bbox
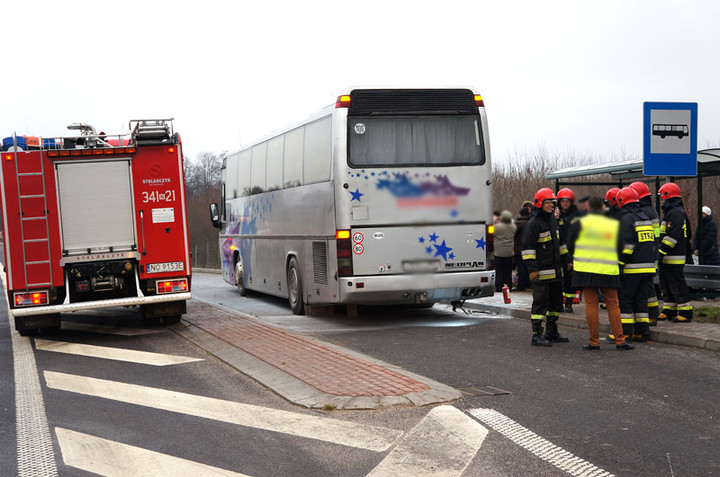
[192,273,720,476]
[2,271,719,476]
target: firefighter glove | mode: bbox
[529,271,540,284]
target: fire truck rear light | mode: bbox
[168,147,176,153]
[156,279,188,294]
[14,291,49,306]
[4,154,12,161]
[335,95,351,108]
[474,94,484,107]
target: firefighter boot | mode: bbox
[564,298,573,313]
[532,321,552,347]
[545,320,569,343]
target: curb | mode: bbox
[171,298,461,410]
[463,301,720,352]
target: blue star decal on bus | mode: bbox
[418,236,425,243]
[433,240,453,261]
[475,237,486,250]
[426,246,433,254]
[349,188,364,202]
[428,232,439,243]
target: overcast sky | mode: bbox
[2,1,719,167]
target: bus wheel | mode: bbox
[287,257,305,315]
[162,315,181,325]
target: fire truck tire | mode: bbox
[287,257,305,315]
[162,315,182,325]
[234,257,247,296]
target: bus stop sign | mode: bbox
[643,101,698,176]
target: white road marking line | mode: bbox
[56,427,248,477]
[61,321,162,335]
[368,405,488,477]
[34,339,203,366]
[3,273,58,477]
[469,408,614,477]
[44,371,402,452]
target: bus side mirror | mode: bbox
[209,203,221,229]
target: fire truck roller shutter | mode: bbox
[56,160,136,254]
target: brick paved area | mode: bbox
[185,301,430,397]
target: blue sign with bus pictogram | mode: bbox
[643,102,697,176]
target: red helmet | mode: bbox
[629,181,651,199]
[658,182,681,200]
[533,188,557,208]
[617,187,639,207]
[604,187,620,206]
[557,188,575,202]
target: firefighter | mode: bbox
[566,196,633,350]
[616,187,656,341]
[629,181,661,326]
[521,188,569,346]
[657,183,693,322]
[557,188,579,312]
[604,188,623,219]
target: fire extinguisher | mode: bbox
[502,284,511,304]
[573,290,581,304]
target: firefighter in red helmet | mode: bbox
[629,181,661,326]
[616,187,656,341]
[557,188,579,313]
[604,188,623,219]
[657,182,693,322]
[521,188,569,346]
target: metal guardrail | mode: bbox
[685,264,720,289]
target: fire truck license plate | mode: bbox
[147,262,184,273]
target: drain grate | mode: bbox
[456,385,511,397]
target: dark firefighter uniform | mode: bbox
[631,181,661,326]
[558,202,580,311]
[522,189,569,346]
[617,192,657,341]
[658,186,693,322]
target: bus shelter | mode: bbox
[545,148,720,287]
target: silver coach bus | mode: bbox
[210,87,495,314]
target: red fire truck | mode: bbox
[1,119,192,335]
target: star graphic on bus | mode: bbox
[418,236,425,244]
[428,233,439,243]
[433,240,453,261]
[475,237,486,250]
[349,188,364,202]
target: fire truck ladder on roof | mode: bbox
[13,138,53,289]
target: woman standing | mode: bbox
[494,210,517,292]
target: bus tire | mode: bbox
[287,257,305,315]
[162,315,182,325]
[234,256,247,296]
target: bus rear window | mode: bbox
[348,115,485,167]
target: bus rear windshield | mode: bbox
[348,115,485,167]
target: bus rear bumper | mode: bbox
[338,271,494,305]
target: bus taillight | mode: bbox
[335,95,351,108]
[487,224,495,270]
[474,94,484,107]
[337,230,353,277]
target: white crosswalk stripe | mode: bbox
[56,427,248,477]
[44,371,403,452]
[34,339,203,366]
[369,405,488,477]
[468,408,614,477]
